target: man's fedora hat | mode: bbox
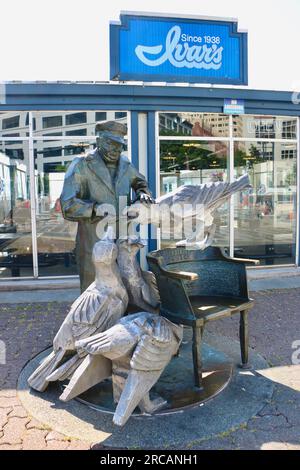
[95,120,127,145]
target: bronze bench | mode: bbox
[147,246,259,388]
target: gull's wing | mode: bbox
[157,174,250,213]
[75,323,137,360]
[130,317,180,371]
[141,270,160,309]
[53,287,110,350]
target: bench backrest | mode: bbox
[147,247,249,322]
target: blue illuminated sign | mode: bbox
[110,13,248,85]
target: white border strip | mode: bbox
[229,115,235,257]
[0,83,6,105]
[296,116,300,266]
[154,111,160,249]
[119,10,240,25]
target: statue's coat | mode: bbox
[60,148,151,291]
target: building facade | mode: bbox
[0,82,299,282]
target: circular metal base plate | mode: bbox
[73,333,233,415]
[17,332,274,448]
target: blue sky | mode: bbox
[0,0,299,91]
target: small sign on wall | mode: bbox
[223,99,245,114]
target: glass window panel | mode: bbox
[95,112,107,122]
[42,115,63,129]
[159,113,230,137]
[65,112,87,126]
[2,133,20,145]
[233,115,298,139]
[43,132,63,137]
[0,141,33,278]
[115,112,127,119]
[65,128,87,136]
[32,111,128,137]
[2,116,20,130]
[0,112,29,138]
[159,140,230,249]
[234,141,297,265]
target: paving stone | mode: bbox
[67,440,91,450]
[233,426,300,450]
[46,440,70,450]
[26,418,49,430]
[0,416,30,445]
[247,413,290,431]
[0,407,12,428]
[231,429,261,450]
[0,443,23,450]
[183,436,235,450]
[260,441,289,450]
[258,403,280,417]
[276,403,300,426]
[0,396,20,408]
[0,390,17,399]
[22,428,48,450]
[8,405,28,419]
[46,430,67,441]
[287,444,300,450]
[267,425,300,446]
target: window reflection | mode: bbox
[32,111,128,277]
[32,111,127,137]
[0,141,33,278]
[233,115,298,139]
[160,140,230,249]
[159,113,230,137]
[234,141,297,265]
[33,140,96,276]
[0,112,29,138]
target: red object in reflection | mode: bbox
[54,198,61,212]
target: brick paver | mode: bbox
[0,289,299,450]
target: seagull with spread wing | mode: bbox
[125,173,251,249]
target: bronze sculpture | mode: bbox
[27,227,128,392]
[60,121,153,292]
[74,312,183,426]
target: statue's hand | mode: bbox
[95,203,116,220]
[138,193,155,206]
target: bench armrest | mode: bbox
[225,256,260,265]
[160,266,199,281]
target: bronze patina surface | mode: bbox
[60,121,152,291]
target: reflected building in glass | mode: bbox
[0,110,127,278]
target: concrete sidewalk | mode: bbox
[0,288,300,450]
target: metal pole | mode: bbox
[138,112,148,269]
[229,114,234,257]
[28,112,38,278]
